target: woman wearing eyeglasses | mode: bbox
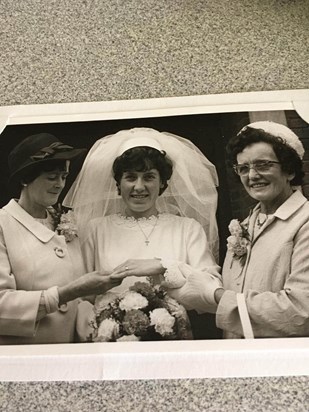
[170,121,309,338]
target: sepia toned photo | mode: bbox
[0,90,309,381]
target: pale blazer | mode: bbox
[0,200,84,344]
[217,190,309,338]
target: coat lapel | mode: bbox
[3,199,56,243]
[239,190,307,290]
[249,190,307,244]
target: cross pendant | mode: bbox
[145,240,150,246]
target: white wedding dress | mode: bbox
[81,213,219,307]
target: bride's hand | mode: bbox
[110,259,165,280]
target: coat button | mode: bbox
[59,303,68,312]
[54,247,65,258]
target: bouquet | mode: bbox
[88,279,193,342]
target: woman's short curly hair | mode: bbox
[112,146,173,195]
[226,126,304,186]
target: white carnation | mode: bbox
[227,235,238,250]
[150,308,175,336]
[56,210,78,242]
[227,236,249,257]
[119,291,148,312]
[116,334,141,342]
[97,318,119,342]
[228,219,243,237]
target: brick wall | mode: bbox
[285,110,309,199]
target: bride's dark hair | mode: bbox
[112,146,173,195]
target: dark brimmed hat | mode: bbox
[8,133,86,185]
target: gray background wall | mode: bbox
[1,1,309,411]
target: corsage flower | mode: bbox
[49,205,78,242]
[227,219,251,266]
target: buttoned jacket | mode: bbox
[216,190,309,338]
[0,200,84,344]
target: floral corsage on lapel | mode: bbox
[48,204,78,242]
[227,219,251,267]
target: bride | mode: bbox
[65,127,223,338]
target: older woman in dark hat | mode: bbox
[0,133,120,344]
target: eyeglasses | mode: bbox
[233,160,280,176]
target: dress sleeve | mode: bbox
[161,218,221,288]
[163,218,222,313]
[217,220,309,337]
[36,287,60,321]
[0,226,42,337]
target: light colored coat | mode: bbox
[0,200,84,344]
[217,190,309,338]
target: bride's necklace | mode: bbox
[256,212,268,229]
[136,215,159,246]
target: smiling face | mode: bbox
[236,142,294,214]
[20,167,69,217]
[119,168,164,218]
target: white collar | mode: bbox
[252,190,307,221]
[3,199,56,243]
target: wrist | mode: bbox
[43,286,60,313]
[58,281,81,305]
[157,260,167,276]
[158,259,186,289]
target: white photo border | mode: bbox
[0,89,309,382]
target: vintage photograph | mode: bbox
[0,101,308,351]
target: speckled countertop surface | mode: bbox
[1,0,309,411]
[1,377,309,411]
[1,0,308,105]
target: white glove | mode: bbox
[168,271,222,314]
